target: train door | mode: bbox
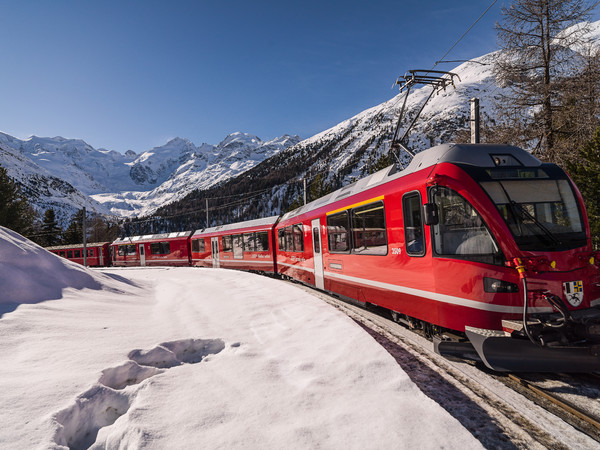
[211,237,220,268]
[139,244,146,266]
[311,218,325,289]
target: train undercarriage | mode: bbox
[435,307,600,373]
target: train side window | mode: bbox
[402,193,425,256]
[151,242,170,255]
[87,249,94,257]
[223,235,232,252]
[127,244,137,255]
[284,226,294,252]
[67,250,73,258]
[233,234,244,259]
[327,211,350,253]
[278,229,285,251]
[430,186,504,265]
[293,224,304,252]
[192,238,206,253]
[350,201,387,255]
[73,249,81,258]
[243,233,256,252]
[256,231,269,251]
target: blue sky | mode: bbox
[0,0,575,153]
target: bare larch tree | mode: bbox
[494,0,598,162]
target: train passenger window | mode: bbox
[87,249,94,257]
[278,229,285,251]
[74,250,81,258]
[192,238,206,253]
[127,245,136,255]
[284,227,294,251]
[233,234,243,259]
[59,251,66,257]
[403,193,425,256]
[430,186,504,265]
[223,235,232,252]
[293,224,304,252]
[327,211,350,253]
[256,231,269,251]
[350,201,387,255]
[243,233,256,251]
[150,242,170,255]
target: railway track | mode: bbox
[503,372,600,442]
[296,283,600,448]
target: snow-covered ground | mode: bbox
[0,226,483,449]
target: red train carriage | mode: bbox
[191,216,278,273]
[46,242,111,267]
[111,231,192,267]
[275,143,600,372]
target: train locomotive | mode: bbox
[52,143,600,373]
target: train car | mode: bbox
[111,231,192,267]
[46,242,111,267]
[275,143,600,372]
[191,216,278,274]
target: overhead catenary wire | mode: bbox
[430,0,499,73]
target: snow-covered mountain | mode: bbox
[0,131,299,221]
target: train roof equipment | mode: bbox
[391,69,460,160]
[193,216,280,237]
[282,143,540,223]
[113,231,193,245]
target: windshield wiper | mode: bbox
[496,181,562,247]
[510,200,562,247]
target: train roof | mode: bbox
[280,143,541,222]
[45,242,111,251]
[193,216,280,237]
[113,231,193,245]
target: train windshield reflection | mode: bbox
[480,178,586,251]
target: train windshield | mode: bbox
[476,167,586,251]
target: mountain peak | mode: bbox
[218,132,262,149]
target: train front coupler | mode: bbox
[463,257,600,372]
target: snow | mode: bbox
[0,226,483,449]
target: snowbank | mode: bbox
[0,227,117,309]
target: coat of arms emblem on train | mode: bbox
[563,280,584,307]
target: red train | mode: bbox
[191,216,278,274]
[111,231,193,267]
[47,242,111,267]
[47,143,600,372]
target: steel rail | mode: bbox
[507,373,600,435]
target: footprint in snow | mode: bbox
[52,338,226,450]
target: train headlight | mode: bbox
[484,277,519,293]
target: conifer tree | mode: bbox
[0,164,35,235]
[567,127,600,249]
[39,209,62,246]
[62,209,85,245]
